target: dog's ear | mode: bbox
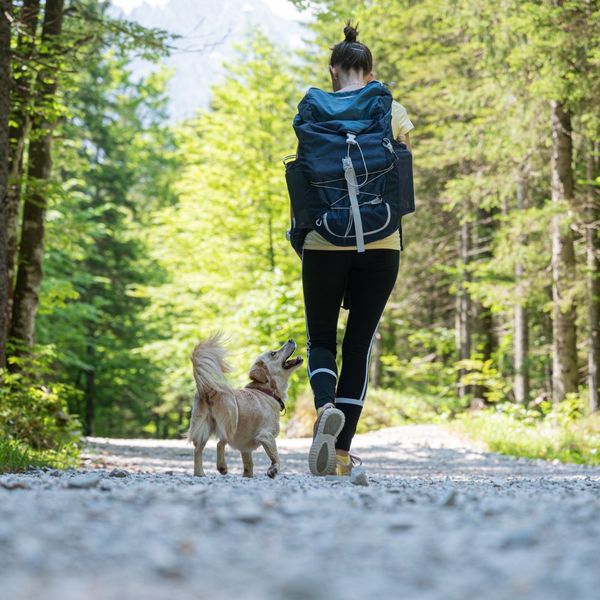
[249,360,269,383]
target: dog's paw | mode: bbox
[243,471,254,478]
[217,466,228,475]
[267,465,279,479]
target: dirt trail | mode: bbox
[1,425,599,600]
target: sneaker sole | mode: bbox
[308,408,345,476]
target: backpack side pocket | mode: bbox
[385,141,415,216]
[285,158,318,257]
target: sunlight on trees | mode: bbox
[0,0,598,462]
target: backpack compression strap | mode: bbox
[342,134,365,253]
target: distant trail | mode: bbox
[1,425,599,600]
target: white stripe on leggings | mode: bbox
[309,368,338,380]
[335,397,364,407]
[359,329,377,402]
[303,260,312,377]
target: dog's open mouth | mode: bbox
[283,357,303,369]
[282,350,303,370]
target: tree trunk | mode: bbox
[586,140,599,412]
[7,0,41,320]
[550,100,578,402]
[542,305,553,400]
[10,0,64,349]
[471,207,496,401]
[514,172,530,404]
[84,367,95,436]
[0,0,12,367]
[455,220,471,399]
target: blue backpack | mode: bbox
[285,80,414,255]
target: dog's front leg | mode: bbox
[258,432,280,478]
[241,451,254,477]
[216,439,228,475]
[193,443,206,477]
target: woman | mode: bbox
[303,22,414,478]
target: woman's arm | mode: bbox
[391,101,414,149]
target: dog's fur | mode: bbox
[187,334,303,478]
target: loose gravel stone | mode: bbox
[0,480,29,490]
[1,424,599,600]
[66,473,102,489]
[350,468,369,486]
[108,468,129,478]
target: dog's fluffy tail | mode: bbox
[190,333,232,397]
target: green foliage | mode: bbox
[139,30,308,420]
[5,1,599,445]
[286,386,464,438]
[495,392,586,427]
[456,409,600,465]
[0,347,80,470]
[355,388,455,433]
[0,438,77,474]
[456,355,512,403]
[36,5,179,437]
[0,439,39,474]
[380,327,458,397]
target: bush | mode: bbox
[284,386,457,438]
[0,345,81,471]
[455,406,600,465]
[0,438,78,474]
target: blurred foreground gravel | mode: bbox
[1,425,599,600]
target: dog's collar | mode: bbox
[257,387,285,412]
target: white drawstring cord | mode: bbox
[304,134,394,249]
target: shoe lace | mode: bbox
[349,453,362,467]
[337,453,362,468]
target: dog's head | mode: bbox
[248,339,303,399]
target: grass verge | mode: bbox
[0,438,79,474]
[455,410,600,465]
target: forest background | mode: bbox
[0,0,598,470]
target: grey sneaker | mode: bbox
[308,403,345,476]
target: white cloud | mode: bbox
[262,0,304,20]
[112,0,310,21]
[112,0,170,14]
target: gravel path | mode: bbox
[1,425,599,600]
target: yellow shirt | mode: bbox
[303,100,413,252]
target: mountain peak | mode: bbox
[112,0,313,121]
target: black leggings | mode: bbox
[302,249,400,451]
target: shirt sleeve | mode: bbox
[391,100,414,139]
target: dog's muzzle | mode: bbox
[282,340,303,370]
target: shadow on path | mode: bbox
[83,425,598,482]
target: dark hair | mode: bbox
[329,20,373,74]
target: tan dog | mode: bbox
[187,334,303,478]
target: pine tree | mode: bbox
[0,0,12,367]
[11,0,65,350]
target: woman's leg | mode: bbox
[302,250,351,409]
[335,250,400,451]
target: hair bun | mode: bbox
[343,20,359,43]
